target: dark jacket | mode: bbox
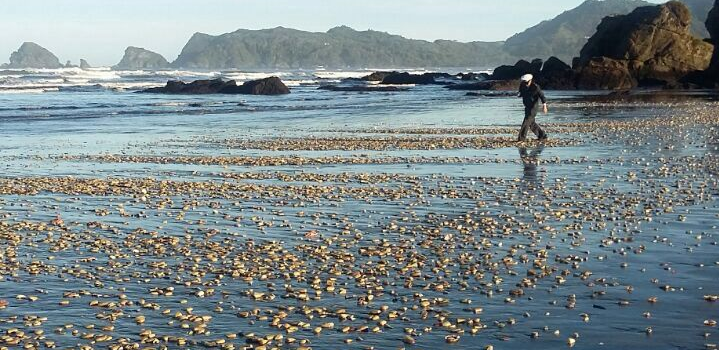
[518,82,546,109]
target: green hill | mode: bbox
[172,26,508,69]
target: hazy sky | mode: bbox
[1,0,666,66]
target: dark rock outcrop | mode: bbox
[530,59,544,75]
[142,77,290,95]
[541,56,571,74]
[113,47,170,70]
[458,72,490,81]
[446,80,520,91]
[237,77,291,95]
[424,72,455,80]
[576,57,636,90]
[574,1,713,89]
[380,73,436,85]
[491,60,535,80]
[144,79,231,94]
[486,57,576,90]
[361,71,399,81]
[79,59,92,69]
[536,57,577,89]
[4,42,62,69]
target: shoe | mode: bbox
[538,135,548,141]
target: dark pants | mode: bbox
[518,105,547,141]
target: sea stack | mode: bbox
[113,46,170,70]
[79,59,92,69]
[4,42,62,69]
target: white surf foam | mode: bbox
[114,70,221,78]
[283,79,320,86]
[313,71,369,80]
[222,71,291,82]
[0,88,57,94]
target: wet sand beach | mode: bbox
[0,89,718,350]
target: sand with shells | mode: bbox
[0,91,718,350]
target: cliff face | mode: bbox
[575,1,713,89]
[112,46,170,70]
[4,42,62,69]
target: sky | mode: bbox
[1,0,667,66]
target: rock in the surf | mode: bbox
[445,79,520,91]
[380,72,437,85]
[142,77,290,95]
[235,76,291,95]
[361,71,399,82]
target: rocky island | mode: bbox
[79,59,92,70]
[112,46,170,70]
[1,42,62,69]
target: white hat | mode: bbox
[520,74,533,82]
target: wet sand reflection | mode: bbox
[518,145,545,185]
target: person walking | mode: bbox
[517,74,548,141]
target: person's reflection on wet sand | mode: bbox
[518,145,545,185]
